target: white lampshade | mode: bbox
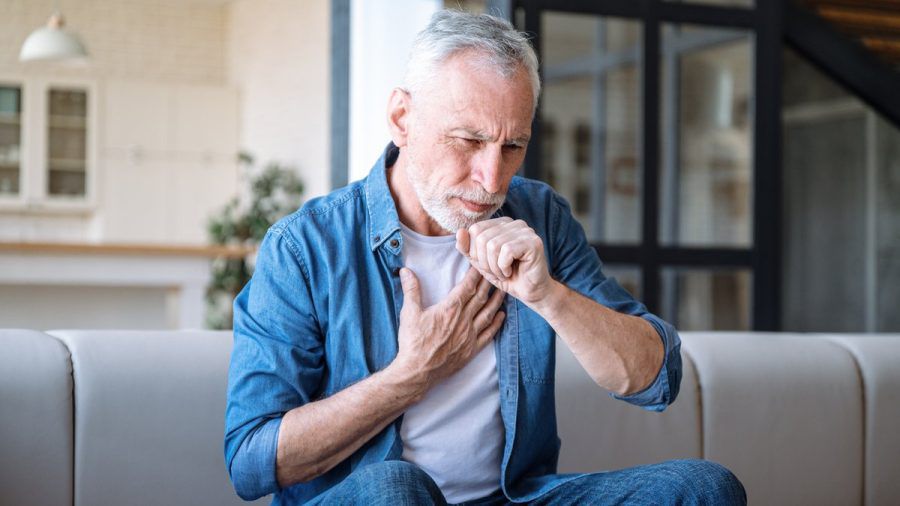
[19,12,88,63]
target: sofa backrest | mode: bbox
[3,328,899,506]
[47,330,262,506]
[0,329,74,506]
[685,333,864,506]
[827,335,900,506]
[555,332,900,506]
[555,336,703,472]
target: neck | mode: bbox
[387,149,449,236]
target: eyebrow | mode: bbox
[450,128,531,147]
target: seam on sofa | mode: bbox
[678,348,704,460]
[823,336,868,506]
[41,330,77,506]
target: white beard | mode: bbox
[405,158,506,233]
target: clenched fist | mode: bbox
[456,217,553,306]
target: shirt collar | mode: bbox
[364,142,403,251]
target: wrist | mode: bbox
[526,279,569,321]
[382,359,429,404]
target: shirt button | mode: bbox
[392,267,401,276]
[389,239,399,248]
[373,235,381,244]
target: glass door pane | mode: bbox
[660,25,754,247]
[541,13,642,244]
[47,88,88,197]
[0,85,22,196]
[782,48,900,332]
[604,264,642,299]
[661,267,752,330]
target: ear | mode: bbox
[386,87,412,148]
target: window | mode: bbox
[516,0,776,330]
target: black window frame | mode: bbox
[509,0,782,330]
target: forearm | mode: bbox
[274,363,424,487]
[530,280,664,395]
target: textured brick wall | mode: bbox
[0,0,227,84]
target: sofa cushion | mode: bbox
[48,330,264,506]
[0,329,74,506]
[684,332,863,506]
[827,334,900,506]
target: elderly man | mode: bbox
[225,10,745,506]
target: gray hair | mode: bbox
[403,9,541,110]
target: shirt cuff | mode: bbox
[609,314,682,412]
[229,417,281,500]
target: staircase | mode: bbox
[787,0,900,127]
[799,0,900,68]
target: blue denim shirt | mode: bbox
[225,144,682,504]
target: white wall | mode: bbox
[348,0,441,183]
[226,0,331,199]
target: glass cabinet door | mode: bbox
[47,88,88,197]
[0,85,22,197]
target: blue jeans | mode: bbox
[307,459,747,505]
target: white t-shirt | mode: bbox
[399,223,504,503]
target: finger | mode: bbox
[464,274,493,314]
[472,286,506,329]
[466,217,512,258]
[497,236,530,278]
[476,310,506,350]
[446,266,482,306]
[466,216,513,240]
[399,267,422,311]
[470,222,512,279]
[455,228,470,257]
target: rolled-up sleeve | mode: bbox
[548,194,682,412]
[610,313,682,411]
[224,226,324,500]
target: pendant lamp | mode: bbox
[19,10,89,63]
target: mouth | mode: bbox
[458,197,495,214]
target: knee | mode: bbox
[350,461,444,503]
[663,459,746,505]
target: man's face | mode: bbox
[403,52,534,233]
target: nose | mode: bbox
[471,144,504,194]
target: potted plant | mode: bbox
[205,152,304,329]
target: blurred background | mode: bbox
[0,0,897,333]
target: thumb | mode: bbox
[399,267,422,311]
[455,228,470,257]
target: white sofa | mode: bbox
[1,329,898,505]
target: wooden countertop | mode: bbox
[0,241,255,259]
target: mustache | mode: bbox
[445,187,505,206]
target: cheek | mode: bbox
[429,144,473,184]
